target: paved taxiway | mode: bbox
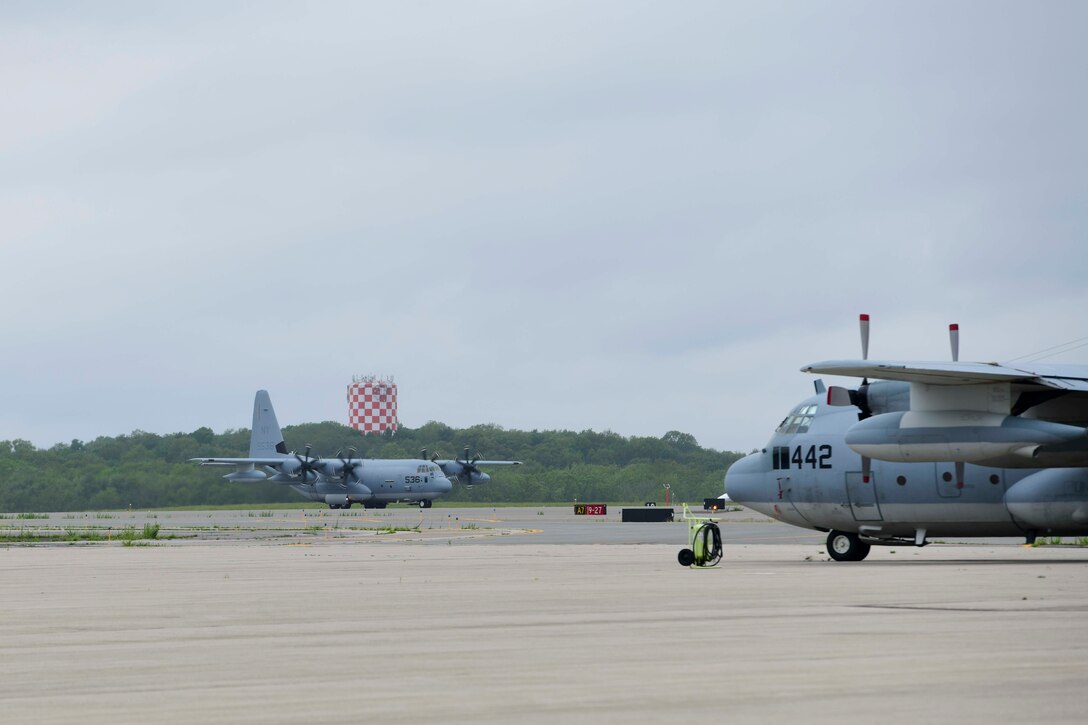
[0,504,821,546]
[3,507,1087,723]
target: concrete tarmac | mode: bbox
[2,508,1088,723]
[0,505,823,545]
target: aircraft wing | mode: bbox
[433,460,522,467]
[190,457,288,467]
[802,359,1088,392]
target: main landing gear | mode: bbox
[328,503,352,510]
[419,500,433,509]
[826,530,871,562]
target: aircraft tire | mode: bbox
[827,531,871,562]
[677,548,696,567]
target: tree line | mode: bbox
[0,421,745,511]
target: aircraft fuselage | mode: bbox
[287,459,453,508]
[725,395,1088,542]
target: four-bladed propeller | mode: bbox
[426,447,486,486]
[826,315,966,485]
[827,314,875,420]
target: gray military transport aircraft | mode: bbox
[191,390,520,509]
[725,315,1088,561]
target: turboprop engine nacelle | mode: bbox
[278,457,302,476]
[465,471,490,487]
[1005,468,1088,529]
[318,459,346,477]
[845,411,1088,466]
[826,380,911,417]
[224,469,268,482]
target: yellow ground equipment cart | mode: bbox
[677,503,723,567]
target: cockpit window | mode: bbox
[775,404,817,434]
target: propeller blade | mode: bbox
[955,461,965,489]
[949,323,960,362]
[430,452,439,463]
[859,314,870,361]
[420,448,427,461]
[862,456,871,484]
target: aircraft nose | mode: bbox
[724,452,766,507]
[436,476,453,494]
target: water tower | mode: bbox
[347,375,398,435]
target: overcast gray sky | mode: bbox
[2,1,1086,453]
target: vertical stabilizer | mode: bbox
[250,390,288,457]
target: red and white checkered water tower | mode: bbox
[347,375,398,435]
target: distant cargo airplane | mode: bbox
[725,315,1088,560]
[191,390,520,509]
